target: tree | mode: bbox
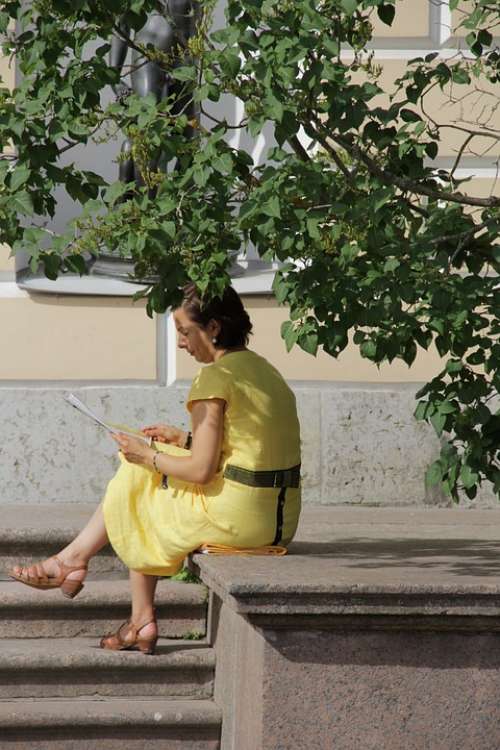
[0,0,499,500]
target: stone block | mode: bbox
[255,629,500,750]
[320,386,443,506]
[0,385,190,505]
[294,388,321,504]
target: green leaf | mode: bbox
[438,401,457,415]
[478,30,492,47]
[383,258,400,273]
[425,460,443,488]
[281,320,298,352]
[299,331,319,356]
[360,340,377,359]
[460,464,479,490]
[430,411,447,436]
[212,154,233,174]
[341,0,358,15]
[324,38,340,57]
[261,196,281,219]
[104,181,129,205]
[11,190,34,216]
[161,221,176,239]
[219,50,241,78]
[10,164,31,191]
[340,242,359,264]
[400,109,422,123]
[425,141,439,159]
[414,402,428,421]
[172,66,197,82]
[42,253,62,281]
[65,254,87,275]
[445,360,463,374]
[264,94,284,122]
[377,4,396,27]
[451,68,470,84]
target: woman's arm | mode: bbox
[113,399,225,485]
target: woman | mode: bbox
[9,285,301,655]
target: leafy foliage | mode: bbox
[0,0,499,500]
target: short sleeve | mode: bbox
[186,364,231,412]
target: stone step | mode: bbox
[0,698,221,749]
[0,638,215,699]
[0,505,125,578]
[0,579,207,639]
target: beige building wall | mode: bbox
[176,296,445,382]
[0,244,14,272]
[1,51,16,274]
[0,295,156,380]
[371,0,429,38]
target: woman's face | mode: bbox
[173,306,219,363]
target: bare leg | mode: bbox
[11,503,108,584]
[129,570,158,640]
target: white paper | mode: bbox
[64,393,152,445]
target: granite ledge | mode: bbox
[191,505,500,628]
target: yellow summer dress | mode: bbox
[103,350,301,576]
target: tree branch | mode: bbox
[289,135,310,162]
[308,121,429,217]
[312,119,500,208]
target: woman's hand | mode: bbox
[112,433,155,467]
[141,423,188,447]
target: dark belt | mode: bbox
[224,463,300,546]
[223,464,301,488]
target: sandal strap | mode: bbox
[33,563,49,583]
[116,619,134,646]
[130,610,157,634]
[22,563,49,584]
[120,613,157,642]
[52,556,88,578]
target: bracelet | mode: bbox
[153,450,169,489]
[152,451,162,474]
[185,431,192,450]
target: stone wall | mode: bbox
[0,383,495,506]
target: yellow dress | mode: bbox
[103,350,301,576]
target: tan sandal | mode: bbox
[100,613,158,655]
[8,555,87,599]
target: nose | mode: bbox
[177,333,187,349]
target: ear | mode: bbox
[207,319,221,338]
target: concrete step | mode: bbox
[0,698,221,749]
[0,638,215,699]
[0,579,207,639]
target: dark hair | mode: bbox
[181,284,253,348]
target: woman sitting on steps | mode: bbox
[9,285,302,655]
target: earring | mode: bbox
[212,337,218,345]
